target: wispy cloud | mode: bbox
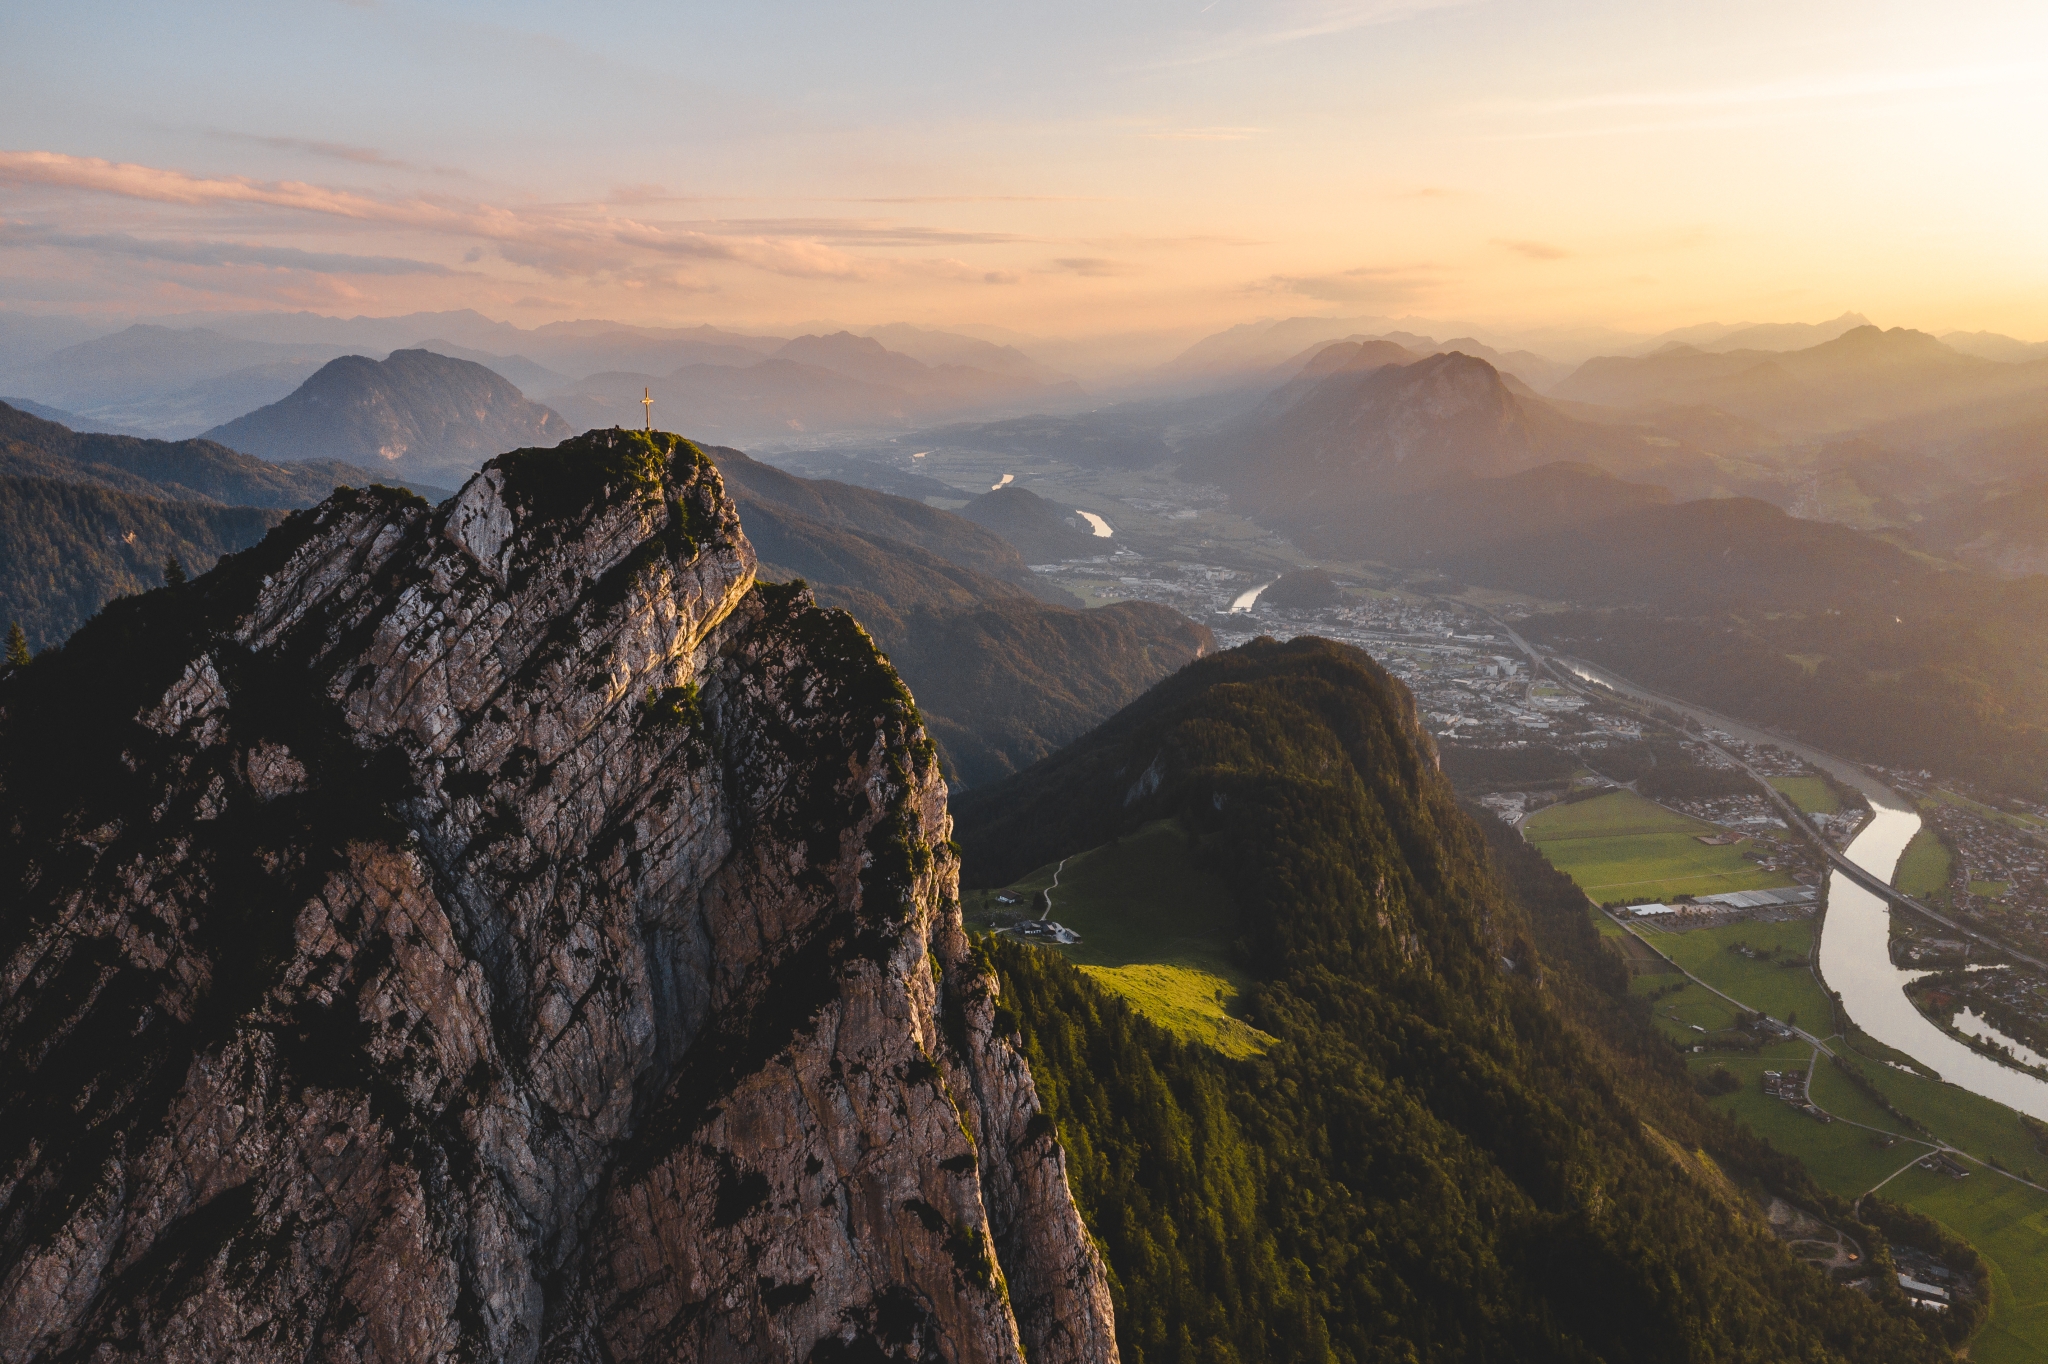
[1050,257,1141,277]
[1150,0,1475,69]
[0,221,461,275]
[836,195,1108,205]
[1139,127,1264,142]
[1251,263,1438,305]
[1493,238,1570,261]
[1487,62,2048,140]
[1522,63,2045,114]
[210,130,469,177]
[674,218,1034,247]
[0,150,874,282]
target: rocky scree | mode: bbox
[0,428,1115,1364]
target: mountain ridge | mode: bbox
[0,428,1116,1363]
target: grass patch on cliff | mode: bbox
[965,820,1273,1057]
[1524,790,1794,902]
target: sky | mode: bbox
[4,0,2046,352]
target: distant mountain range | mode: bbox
[0,311,1081,447]
[1907,482,2048,578]
[1181,348,1727,543]
[1552,325,2048,432]
[541,331,1082,445]
[0,392,1211,782]
[0,399,390,508]
[202,350,573,484]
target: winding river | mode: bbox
[1821,794,2048,1119]
[1548,654,2048,1120]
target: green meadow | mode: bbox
[1768,775,1841,815]
[1525,790,1794,902]
[1665,911,2048,1361]
[1893,826,1953,897]
[967,819,1276,1058]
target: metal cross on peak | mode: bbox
[642,387,653,432]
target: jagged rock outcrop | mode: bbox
[0,429,1116,1364]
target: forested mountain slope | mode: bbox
[0,399,382,508]
[704,445,1212,786]
[954,636,1950,1364]
[0,476,283,650]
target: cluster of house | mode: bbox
[988,893,1083,944]
[1760,1069,1833,1121]
[1893,1246,1961,1311]
[1010,919,1081,945]
[1917,1151,1971,1180]
[1627,886,1819,921]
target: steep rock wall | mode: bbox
[0,429,1115,1364]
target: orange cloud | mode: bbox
[0,150,873,282]
[1493,238,1571,261]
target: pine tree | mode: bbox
[4,622,29,669]
[163,555,187,588]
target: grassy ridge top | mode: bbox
[967,820,1274,1058]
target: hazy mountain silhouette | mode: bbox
[406,338,570,396]
[1555,325,2048,431]
[544,333,1080,445]
[909,410,1176,470]
[1186,348,1721,532]
[1911,482,2048,578]
[858,323,1072,384]
[1641,311,1872,353]
[203,349,572,481]
[956,485,1104,562]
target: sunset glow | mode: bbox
[4,1,2046,352]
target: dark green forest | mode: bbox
[0,475,282,650]
[958,636,1951,1364]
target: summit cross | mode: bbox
[642,387,653,432]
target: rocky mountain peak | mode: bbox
[0,427,1114,1363]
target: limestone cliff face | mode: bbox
[0,429,1116,1364]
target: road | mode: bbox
[1603,903,2048,1201]
[1487,615,2048,975]
[1492,611,2048,1199]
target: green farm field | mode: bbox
[1893,826,1953,897]
[1653,919,1835,1029]
[1767,775,1841,815]
[1662,911,2048,1359]
[1525,791,1794,902]
[967,820,1275,1058]
[1696,1061,1915,1196]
